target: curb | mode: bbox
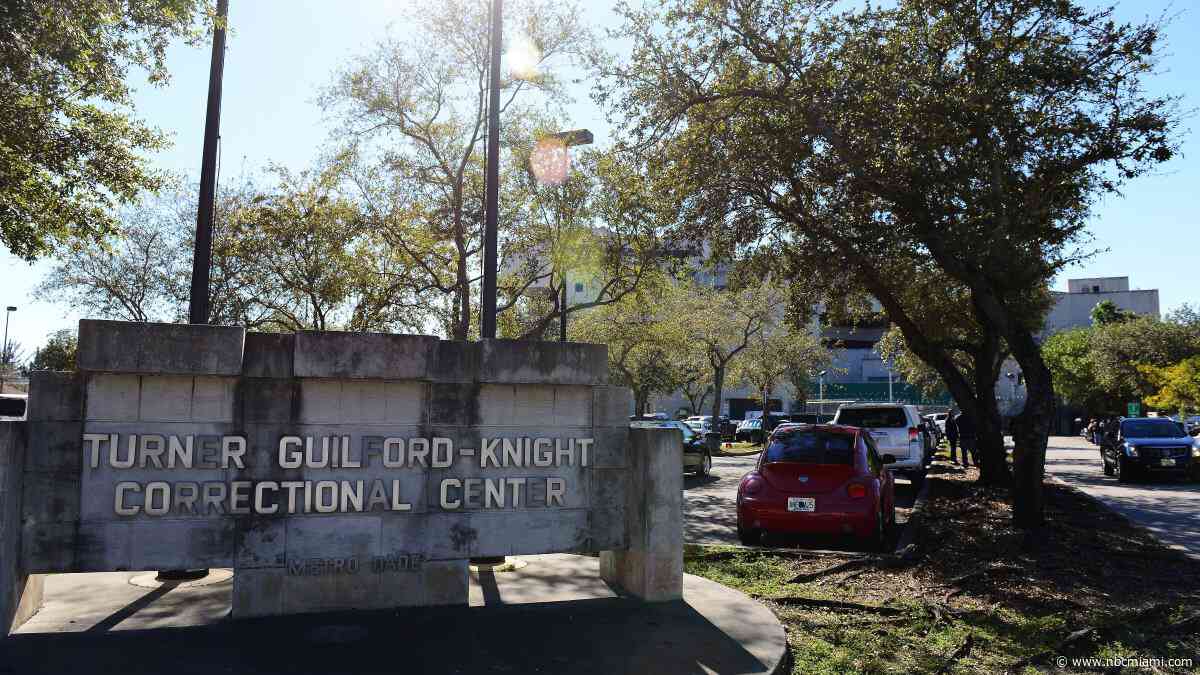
[894,470,933,556]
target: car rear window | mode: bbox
[836,407,908,428]
[764,430,856,465]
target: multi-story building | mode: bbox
[1043,276,1160,334]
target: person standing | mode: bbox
[956,409,978,468]
[945,410,961,465]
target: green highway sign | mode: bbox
[1127,402,1142,417]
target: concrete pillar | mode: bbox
[1,421,43,635]
[600,428,683,602]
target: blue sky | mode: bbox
[1,0,1196,352]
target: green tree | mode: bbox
[733,324,831,423]
[0,0,210,259]
[35,187,190,323]
[1041,327,1111,412]
[600,0,1180,526]
[224,162,421,332]
[1090,316,1200,404]
[1090,300,1136,326]
[570,278,682,413]
[671,281,776,428]
[1140,357,1200,422]
[322,0,589,340]
[501,146,663,340]
[29,330,77,372]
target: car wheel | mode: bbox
[1102,457,1114,476]
[1116,459,1134,483]
[697,452,712,477]
[736,517,762,546]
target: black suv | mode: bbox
[1101,417,1199,483]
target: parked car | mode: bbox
[736,424,897,550]
[1100,417,1198,482]
[735,418,764,444]
[684,415,713,434]
[831,403,927,483]
[630,419,713,476]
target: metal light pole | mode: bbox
[2,306,14,366]
[817,370,827,417]
[543,129,594,343]
[1,306,15,393]
[480,0,503,339]
[887,366,894,403]
[187,0,229,326]
[172,0,227,583]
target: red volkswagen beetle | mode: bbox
[736,424,897,550]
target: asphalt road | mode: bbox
[1044,435,1200,560]
[683,452,920,551]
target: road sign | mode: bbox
[1127,402,1142,417]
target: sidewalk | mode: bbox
[4,554,788,675]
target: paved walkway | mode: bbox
[1044,435,1200,559]
[684,452,921,550]
[4,555,787,675]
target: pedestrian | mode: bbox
[956,409,978,468]
[945,410,961,465]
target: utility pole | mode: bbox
[187,0,229,325]
[480,0,502,339]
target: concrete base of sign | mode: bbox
[5,554,788,674]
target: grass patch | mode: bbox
[684,468,1200,674]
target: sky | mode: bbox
[1,0,1197,354]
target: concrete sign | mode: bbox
[0,321,682,633]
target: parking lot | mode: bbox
[683,452,922,551]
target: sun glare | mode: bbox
[506,35,541,81]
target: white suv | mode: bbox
[832,403,927,482]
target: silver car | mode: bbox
[832,403,927,482]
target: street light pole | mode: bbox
[817,370,827,416]
[2,306,14,366]
[480,0,503,339]
[187,0,229,326]
[540,128,593,344]
[1,306,15,393]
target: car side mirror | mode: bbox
[881,454,897,464]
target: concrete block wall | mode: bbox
[9,320,682,620]
[600,428,684,602]
[1,421,43,634]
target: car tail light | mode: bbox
[742,475,763,496]
[908,427,920,441]
[847,483,868,499]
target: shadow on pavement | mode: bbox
[1,596,770,675]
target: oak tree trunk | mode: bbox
[1008,331,1054,529]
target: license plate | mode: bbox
[787,497,815,512]
[1160,458,1176,467]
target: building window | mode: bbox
[574,282,584,293]
[1092,285,1100,293]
